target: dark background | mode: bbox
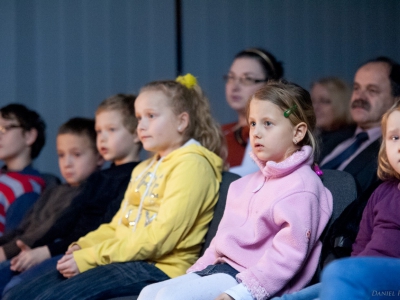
[1,0,399,178]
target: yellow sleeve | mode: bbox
[74,205,123,249]
[73,157,219,273]
[74,175,136,249]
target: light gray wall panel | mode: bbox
[1,0,399,177]
[182,0,400,125]
[0,0,175,176]
[0,1,17,103]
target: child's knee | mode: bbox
[138,283,158,300]
[153,285,182,300]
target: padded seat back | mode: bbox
[199,171,241,256]
[320,169,358,230]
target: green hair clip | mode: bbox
[284,104,297,118]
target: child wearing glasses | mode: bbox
[0,117,103,295]
[4,74,226,299]
[223,48,284,176]
[1,94,142,297]
[0,104,46,235]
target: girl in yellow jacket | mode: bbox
[6,74,226,300]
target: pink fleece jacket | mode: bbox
[188,146,332,299]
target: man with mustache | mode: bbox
[267,57,400,300]
[320,56,400,193]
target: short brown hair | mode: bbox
[0,103,46,159]
[58,117,97,153]
[96,94,137,133]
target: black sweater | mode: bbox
[33,162,139,256]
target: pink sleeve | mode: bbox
[237,192,322,300]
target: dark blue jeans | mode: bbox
[0,260,17,295]
[195,263,239,279]
[3,260,169,300]
[2,255,62,296]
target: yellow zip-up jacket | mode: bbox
[73,141,223,278]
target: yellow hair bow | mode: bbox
[176,73,197,89]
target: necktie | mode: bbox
[321,132,369,169]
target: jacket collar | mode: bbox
[250,145,313,179]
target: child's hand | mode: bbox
[65,244,81,254]
[214,293,234,300]
[57,253,80,278]
[10,241,51,272]
[0,246,6,262]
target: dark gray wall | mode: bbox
[183,0,400,125]
[1,0,399,177]
[0,0,176,176]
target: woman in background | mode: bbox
[223,48,283,175]
[310,77,355,162]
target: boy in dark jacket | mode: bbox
[2,94,142,296]
[0,117,103,294]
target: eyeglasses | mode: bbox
[0,124,23,134]
[223,74,267,86]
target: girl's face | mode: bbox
[311,83,336,131]
[249,99,299,163]
[225,57,266,117]
[135,90,186,157]
[385,110,400,175]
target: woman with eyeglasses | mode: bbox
[223,48,284,174]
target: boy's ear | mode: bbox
[293,122,307,143]
[177,112,189,133]
[24,128,38,147]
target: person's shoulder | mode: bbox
[87,161,139,181]
[101,161,138,175]
[337,124,357,138]
[366,181,400,214]
[372,180,399,198]
[229,171,263,193]
[1,166,45,189]
[168,143,213,160]
[43,183,77,199]
[285,165,325,193]
[45,182,68,192]
[175,144,223,171]
[221,122,236,131]
[19,165,42,177]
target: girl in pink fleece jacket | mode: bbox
[139,81,333,300]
